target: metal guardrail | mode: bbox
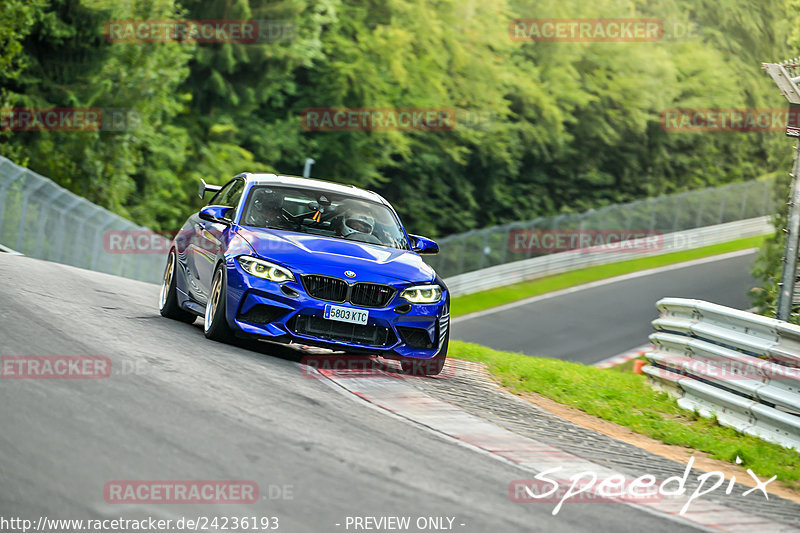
[643,298,800,450]
[0,156,164,283]
[426,177,778,278]
[444,217,773,296]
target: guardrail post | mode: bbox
[33,187,68,258]
[738,187,749,220]
[16,178,49,252]
[54,197,85,263]
[90,218,115,272]
[0,168,25,242]
[694,188,708,228]
[762,179,772,215]
[778,140,800,320]
[73,205,107,269]
[716,189,727,225]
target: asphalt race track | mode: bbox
[452,250,758,364]
[0,253,703,532]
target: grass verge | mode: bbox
[451,235,767,318]
[452,339,800,490]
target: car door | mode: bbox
[195,178,245,300]
[184,179,235,301]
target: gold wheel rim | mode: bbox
[159,253,174,310]
[205,271,222,332]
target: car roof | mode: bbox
[241,173,386,204]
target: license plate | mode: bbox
[324,305,369,325]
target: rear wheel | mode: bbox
[401,332,448,376]
[204,264,235,342]
[159,251,196,324]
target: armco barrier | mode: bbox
[0,156,165,283]
[643,298,800,450]
[444,217,772,296]
[426,177,777,278]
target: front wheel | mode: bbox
[159,250,196,324]
[204,264,235,342]
[401,332,448,376]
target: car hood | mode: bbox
[236,227,435,283]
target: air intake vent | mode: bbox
[292,315,393,346]
[238,304,288,325]
[350,283,396,308]
[302,275,348,302]
[397,326,434,349]
[301,275,396,308]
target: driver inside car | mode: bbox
[246,188,286,229]
[336,203,381,244]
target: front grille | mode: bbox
[292,315,393,346]
[302,275,347,302]
[301,275,395,308]
[397,326,434,349]
[238,304,288,325]
[351,283,396,308]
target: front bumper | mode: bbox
[224,259,449,359]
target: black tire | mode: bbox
[159,250,196,324]
[401,331,448,376]
[204,263,236,342]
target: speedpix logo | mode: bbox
[510,457,775,516]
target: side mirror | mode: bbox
[199,179,222,200]
[408,234,439,255]
[199,205,233,224]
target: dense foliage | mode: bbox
[0,0,794,241]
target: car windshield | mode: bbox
[240,185,410,250]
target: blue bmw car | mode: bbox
[159,172,449,375]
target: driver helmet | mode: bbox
[340,209,375,236]
[253,188,281,214]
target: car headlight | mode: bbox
[400,284,442,303]
[237,256,295,282]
